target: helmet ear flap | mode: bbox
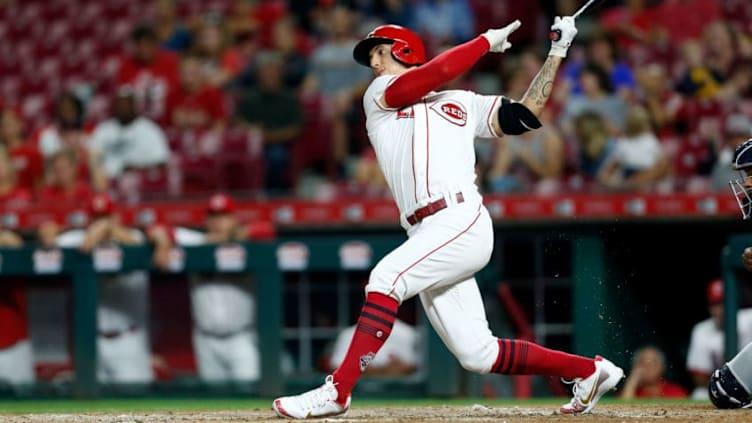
[390,39,410,64]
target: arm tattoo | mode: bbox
[522,56,560,108]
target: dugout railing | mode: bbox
[0,230,623,399]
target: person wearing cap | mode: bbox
[686,279,752,400]
[47,193,154,384]
[148,193,275,383]
[711,113,752,191]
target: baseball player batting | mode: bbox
[708,137,752,409]
[273,16,624,419]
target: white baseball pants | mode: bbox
[192,328,260,382]
[366,201,500,374]
[97,328,154,383]
[0,339,35,385]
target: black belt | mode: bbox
[98,325,138,339]
[406,192,465,225]
[195,324,253,339]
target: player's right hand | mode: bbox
[482,20,521,53]
[743,247,752,272]
[549,16,577,58]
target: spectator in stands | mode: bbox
[302,5,372,175]
[148,193,276,383]
[0,146,32,209]
[711,114,752,191]
[701,21,752,101]
[235,51,303,195]
[192,14,246,89]
[675,40,724,101]
[634,62,683,140]
[620,345,688,399]
[0,107,43,196]
[38,148,94,206]
[89,88,170,198]
[37,92,91,158]
[656,0,721,45]
[559,63,627,138]
[686,279,752,400]
[409,0,475,53]
[561,31,637,102]
[152,0,192,52]
[40,194,154,385]
[0,228,34,388]
[487,125,565,195]
[117,23,180,124]
[371,0,412,28]
[327,318,419,377]
[596,105,672,193]
[36,93,107,192]
[166,55,229,131]
[268,16,309,90]
[570,111,617,191]
[598,0,663,52]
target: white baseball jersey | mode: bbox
[174,228,255,336]
[56,229,149,333]
[363,75,500,228]
[361,74,503,374]
[687,308,752,374]
[55,228,153,383]
[174,227,258,381]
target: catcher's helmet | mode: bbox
[729,138,752,219]
[709,364,752,409]
[353,24,426,67]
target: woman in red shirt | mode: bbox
[621,345,689,399]
[0,146,32,209]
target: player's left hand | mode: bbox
[549,16,578,58]
[482,20,521,53]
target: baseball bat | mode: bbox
[549,0,602,42]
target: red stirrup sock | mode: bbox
[332,292,399,403]
[492,339,596,379]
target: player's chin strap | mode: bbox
[497,97,542,136]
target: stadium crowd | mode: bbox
[0,0,751,209]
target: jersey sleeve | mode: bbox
[363,76,399,115]
[55,230,85,248]
[471,93,502,139]
[174,227,207,246]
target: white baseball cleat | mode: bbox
[272,375,351,419]
[559,355,624,414]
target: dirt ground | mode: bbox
[2,403,751,423]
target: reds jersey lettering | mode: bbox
[430,101,467,126]
[396,107,414,119]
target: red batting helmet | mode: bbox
[353,24,426,67]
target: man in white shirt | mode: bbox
[149,193,276,383]
[50,193,154,384]
[687,279,752,400]
[89,87,169,180]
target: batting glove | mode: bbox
[549,16,577,58]
[482,20,521,53]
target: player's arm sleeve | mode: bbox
[382,36,490,109]
[55,230,85,248]
[472,94,504,138]
[174,227,207,246]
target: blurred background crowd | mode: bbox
[1,0,751,209]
